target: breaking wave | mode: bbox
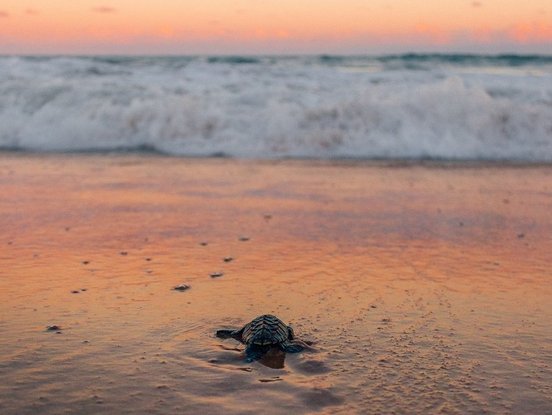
[1,55,551,160]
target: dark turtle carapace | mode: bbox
[216,314,306,362]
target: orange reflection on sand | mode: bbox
[0,155,552,413]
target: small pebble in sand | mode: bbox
[81,288,87,291]
[370,305,377,309]
[120,251,128,256]
[173,284,191,291]
[199,241,208,246]
[517,233,525,239]
[71,290,80,294]
[223,257,234,263]
[46,325,61,331]
[239,236,250,242]
[65,227,71,231]
[259,377,282,383]
[82,261,90,265]
[264,214,272,220]
[145,257,152,261]
[210,272,224,278]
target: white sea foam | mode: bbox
[0,55,551,160]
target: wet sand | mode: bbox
[0,154,551,414]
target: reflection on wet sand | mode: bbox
[0,154,551,414]
[258,348,286,370]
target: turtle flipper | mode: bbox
[280,340,304,353]
[216,328,243,342]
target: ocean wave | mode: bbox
[0,55,551,160]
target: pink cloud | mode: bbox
[25,9,39,16]
[0,11,9,18]
[92,6,116,14]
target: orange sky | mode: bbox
[0,0,551,54]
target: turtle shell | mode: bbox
[242,314,291,346]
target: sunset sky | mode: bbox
[0,0,551,55]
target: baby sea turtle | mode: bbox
[216,314,306,362]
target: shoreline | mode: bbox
[1,150,551,168]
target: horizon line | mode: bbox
[1,51,552,58]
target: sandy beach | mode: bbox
[1,153,551,414]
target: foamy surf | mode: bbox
[1,55,551,160]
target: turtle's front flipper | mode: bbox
[216,329,242,341]
[280,341,305,353]
[245,344,269,362]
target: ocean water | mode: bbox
[0,54,551,160]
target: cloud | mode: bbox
[25,9,39,16]
[92,6,116,14]
[471,1,482,7]
[0,11,9,18]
